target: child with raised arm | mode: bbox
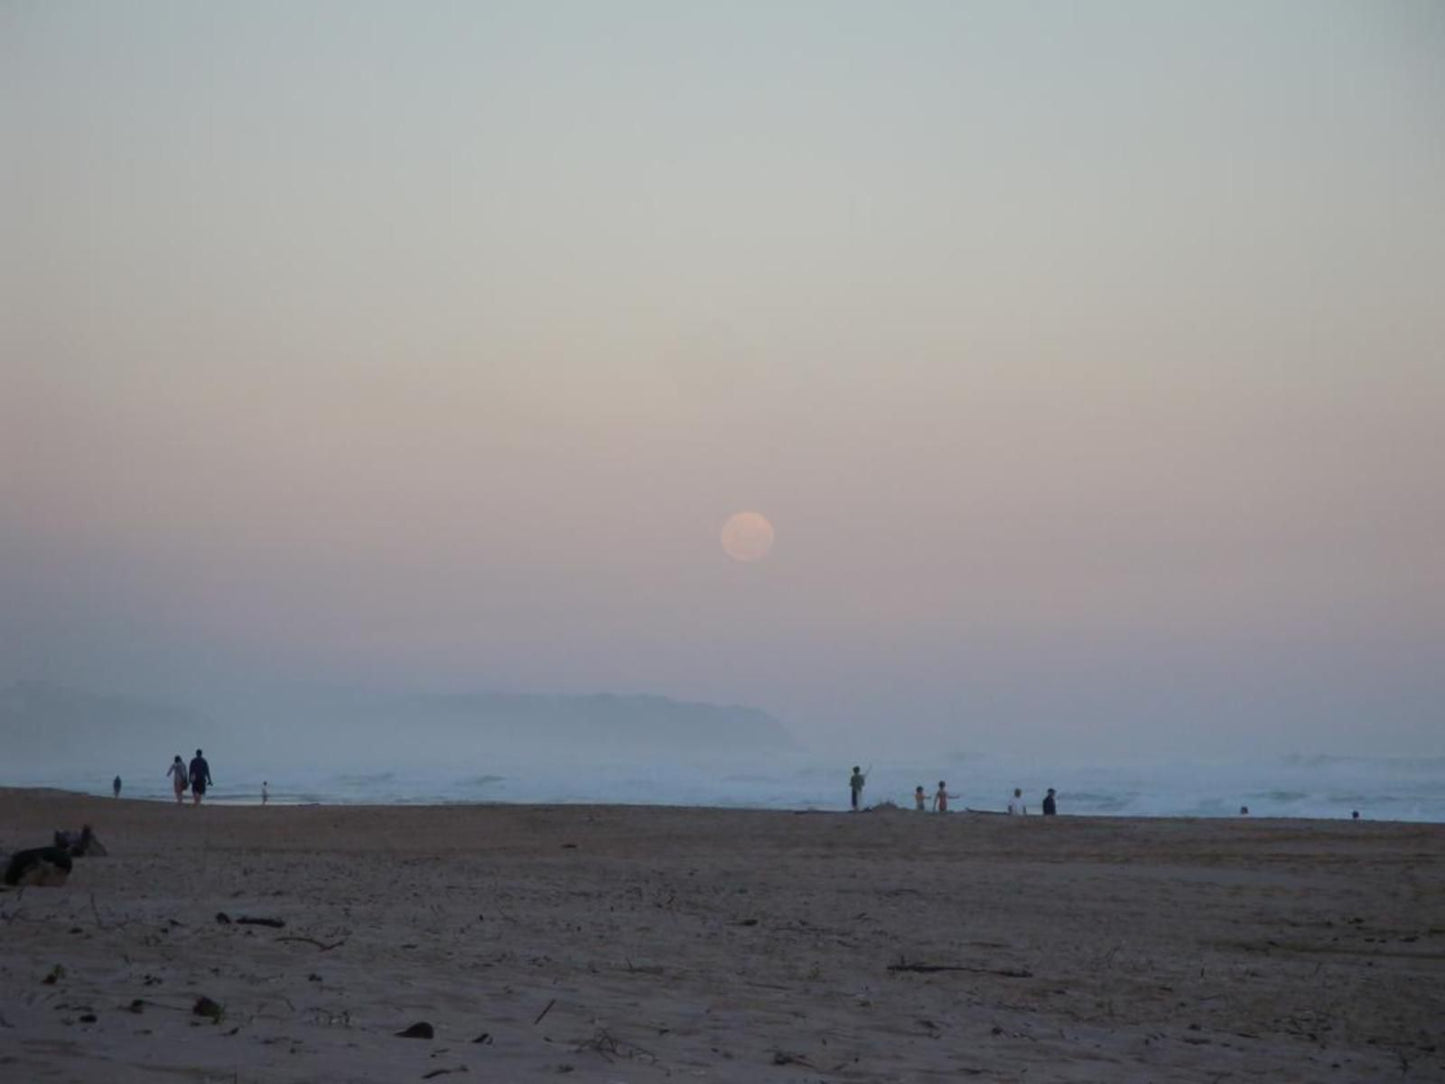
[933,781,956,813]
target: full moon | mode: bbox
[720,511,775,562]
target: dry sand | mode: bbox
[1,790,1442,1083]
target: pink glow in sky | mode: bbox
[2,2,1442,756]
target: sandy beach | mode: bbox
[1,790,1441,1082]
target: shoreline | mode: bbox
[2,784,1432,825]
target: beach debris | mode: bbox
[126,999,145,1014]
[5,846,73,887]
[276,934,347,951]
[422,1069,464,1080]
[215,911,286,928]
[42,963,66,984]
[471,1032,493,1044]
[577,1027,656,1064]
[397,1021,435,1039]
[888,958,1033,979]
[533,998,557,1026]
[192,996,224,1022]
[771,1051,817,1067]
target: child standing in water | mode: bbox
[914,785,927,811]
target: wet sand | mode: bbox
[2,789,1442,1082]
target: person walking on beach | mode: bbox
[849,766,868,810]
[167,755,187,804]
[188,749,212,806]
[933,781,955,812]
[1042,787,1057,816]
[112,775,122,799]
[1008,788,1027,815]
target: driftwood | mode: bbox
[215,912,286,927]
[276,935,347,951]
[888,960,1033,978]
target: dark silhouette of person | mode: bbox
[934,781,956,812]
[1042,787,1057,816]
[849,766,867,810]
[189,749,213,806]
[112,775,122,799]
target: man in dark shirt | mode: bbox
[1042,787,1057,816]
[189,749,213,806]
[849,766,867,811]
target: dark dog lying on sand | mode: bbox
[4,845,74,887]
[2,824,105,887]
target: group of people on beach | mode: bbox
[850,767,1057,815]
[165,750,213,805]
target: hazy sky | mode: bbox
[3,1,1442,758]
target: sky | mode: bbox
[2,1,1442,760]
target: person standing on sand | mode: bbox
[167,755,187,804]
[262,781,269,806]
[112,775,122,798]
[914,785,927,811]
[849,766,867,810]
[1008,788,1027,815]
[1042,787,1057,815]
[189,749,212,806]
[933,781,956,812]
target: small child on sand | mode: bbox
[914,785,927,811]
[933,782,955,813]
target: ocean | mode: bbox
[11,750,1445,823]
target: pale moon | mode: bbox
[720,511,775,562]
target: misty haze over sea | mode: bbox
[5,683,1442,823]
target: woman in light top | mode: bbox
[166,755,187,804]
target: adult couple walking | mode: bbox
[167,749,213,805]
